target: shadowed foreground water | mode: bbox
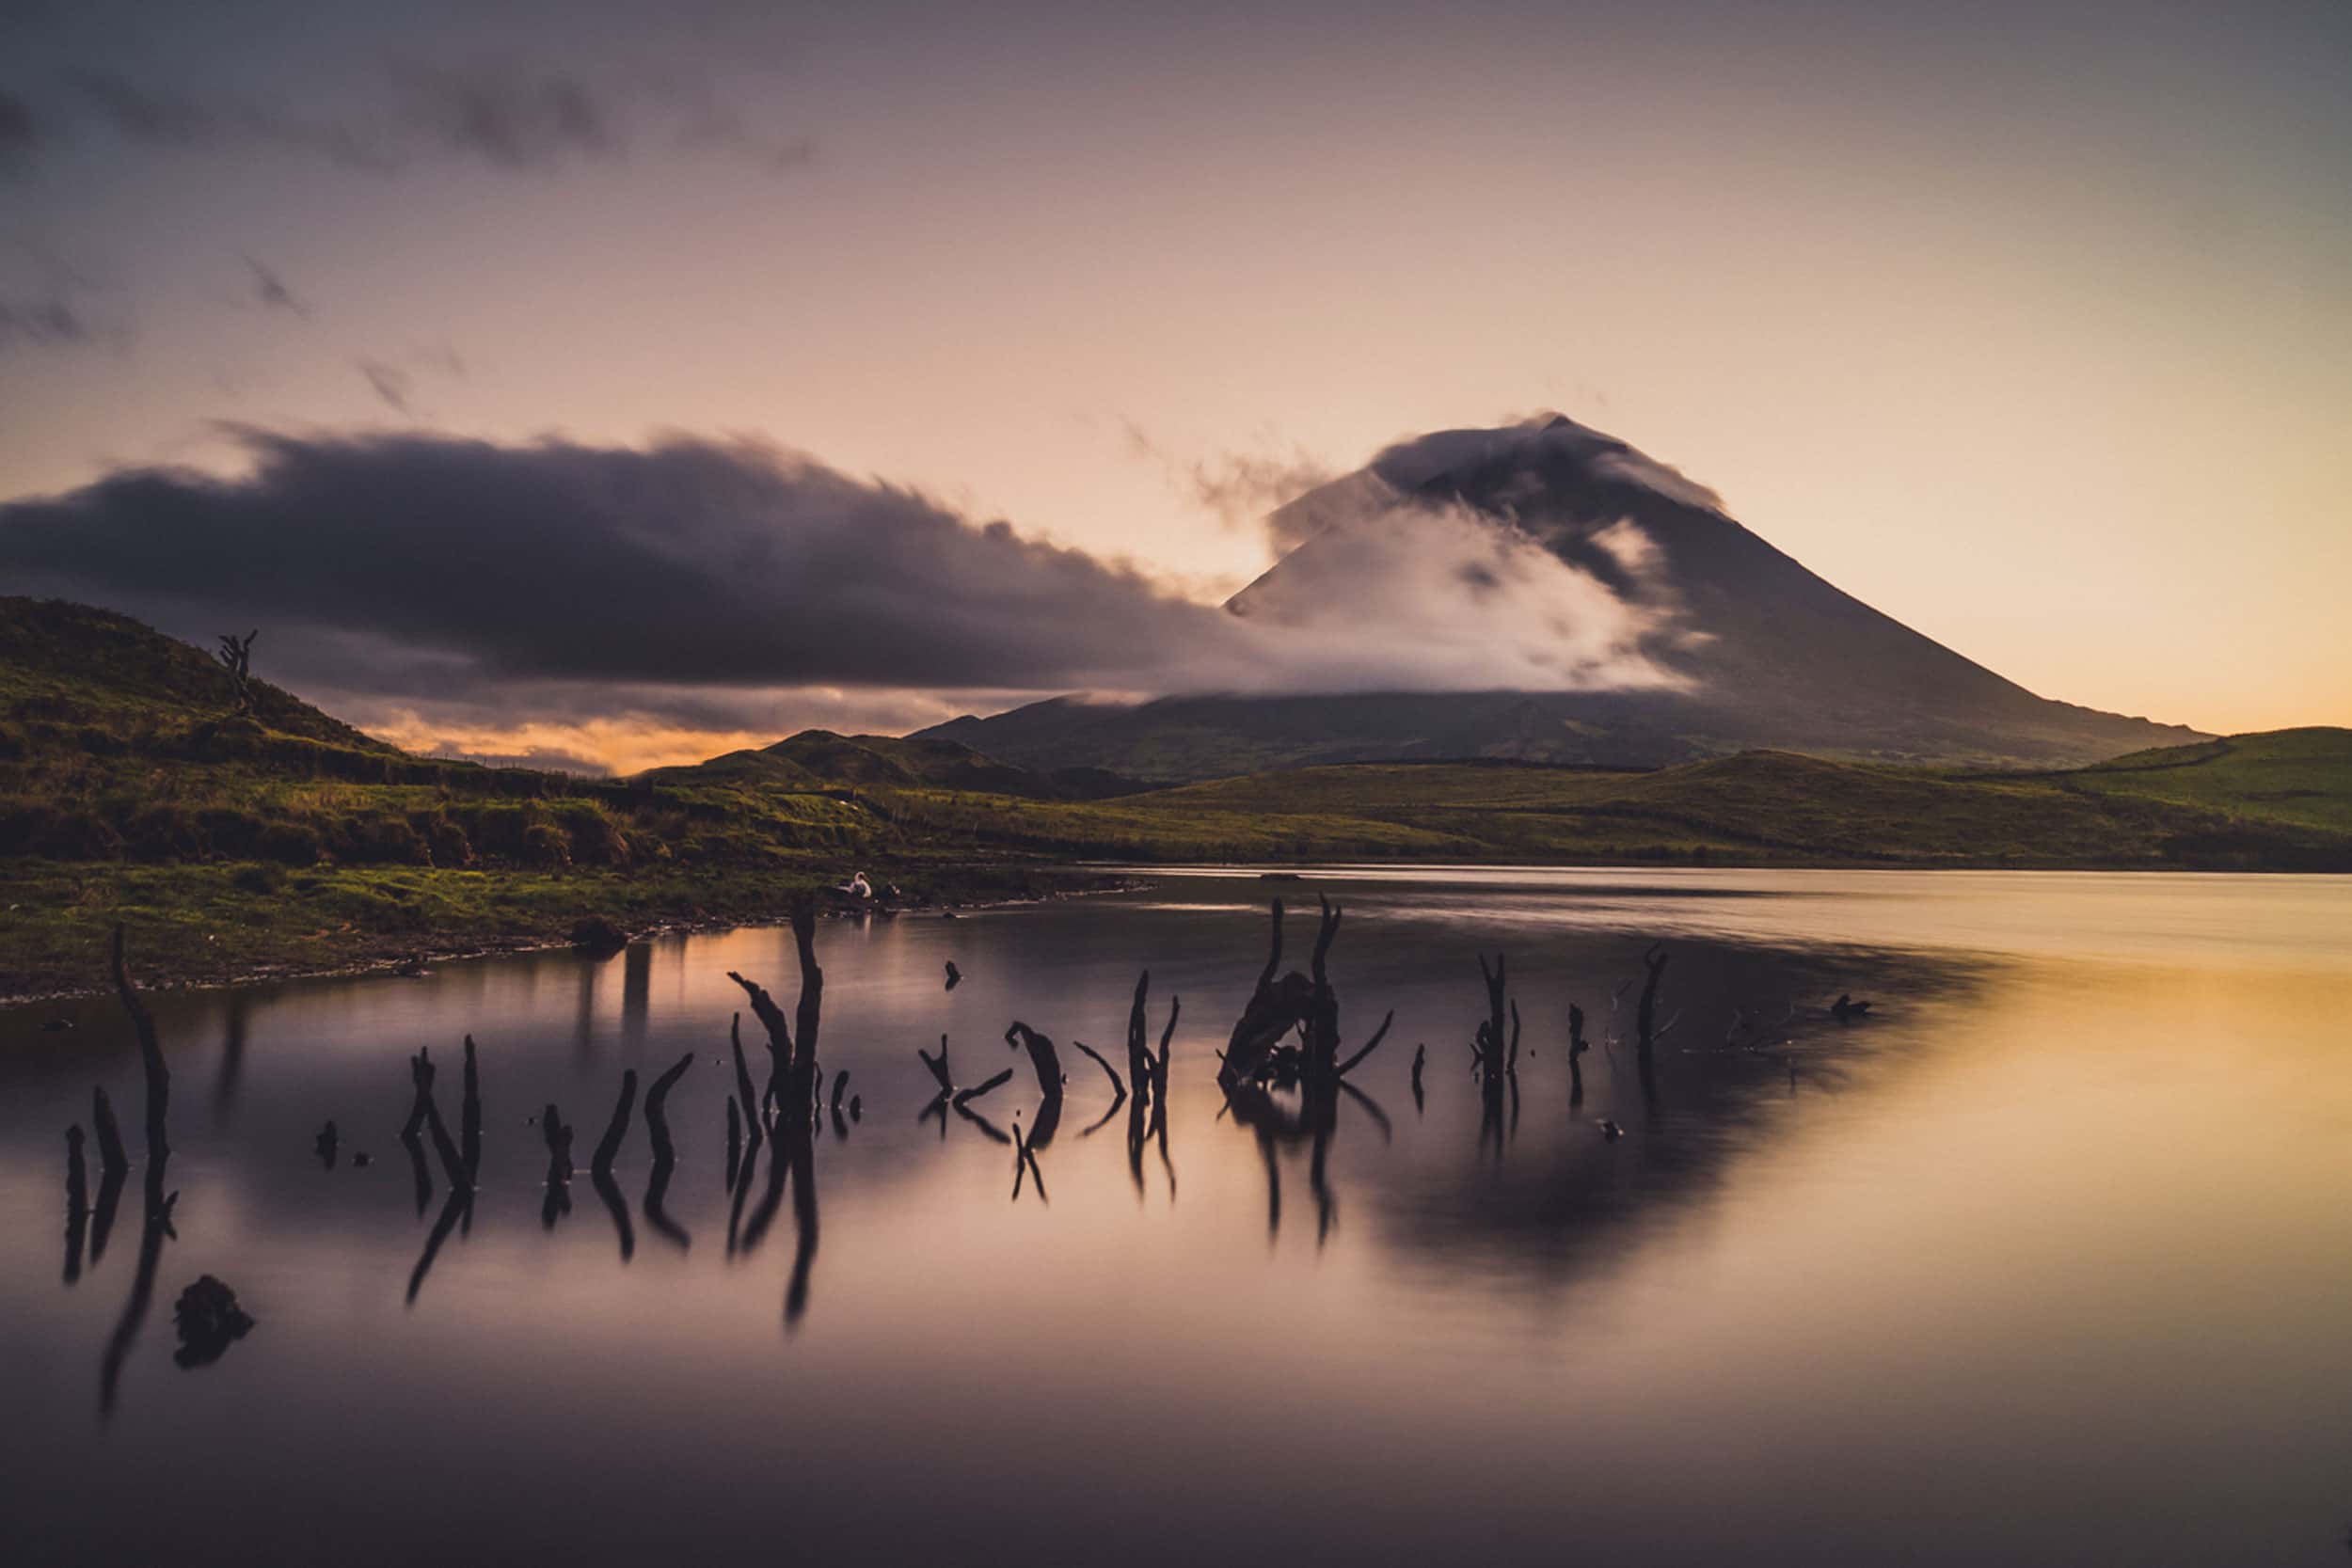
[3,868,2349,1566]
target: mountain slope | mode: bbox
[925,416,2205,782]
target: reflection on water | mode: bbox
[2,870,2350,1565]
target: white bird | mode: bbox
[834,871,874,899]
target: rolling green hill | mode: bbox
[3,595,2345,997]
[866,737,2352,870]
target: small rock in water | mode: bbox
[173,1275,256,1369]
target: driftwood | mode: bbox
[918,1035,1012,1138]
[110,927,168,1169]
[65,1125,88,1286]
[1010,1117,1048,1204]
[592,1166,635,1263]
[399,1048,469,1194]
[591,1069,639,1177]
[633,1052,694,1250]
[725,1096,743,1191]
[724,902,825,1324]
[1124,973,1154,1106]
[1636,944,1669,1059]
[955,1069,1013,1107]
[408,1183,471,1302]
[729,1014,765,1152]
[1004,1022,1065,1098]
[1216,898,1390,1243]
[644,1053,692,1165]
[459,1036,482,1183]
[1470,953,1520,1159]
[1004,1022,1065,1148]
[402,1126,434,1216]
[727,901,824,1124]
[1568,1002,1590,1106]
[91,1086,128,1175]
[99,930,175,1416]
[400,1047,436,1142]
[1633,943,1669,1100]
[1069,1038,1125,1138]
[542,1102,575,1181]
[1219,901,1316,1087]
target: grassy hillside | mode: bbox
[2058,728,2352,835]
[866,738,2352,870]
[0,598,1100,994]
[4,596,2344,998]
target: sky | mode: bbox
[1,0,2346,770]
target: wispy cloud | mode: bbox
[0,292,90,351]
[245,255,309,317]
[353,346,462,414]
[1122,421,1337,552]
[355,359,413,413]
[27,59,816,180]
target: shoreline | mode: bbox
[0,862,1152,1008]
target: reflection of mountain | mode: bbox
[1314,934,1987,1289]
[928,416,2205,781]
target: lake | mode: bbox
[4,867,2350,1566]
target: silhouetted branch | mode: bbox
[214,629,258,712]
[1070,1038,1125,1102]
[954,1068,1012,1107]
[1335,1010,1394,1077]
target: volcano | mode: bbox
[921,416,2204,782]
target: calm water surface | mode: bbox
[4,868,2350,1566]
